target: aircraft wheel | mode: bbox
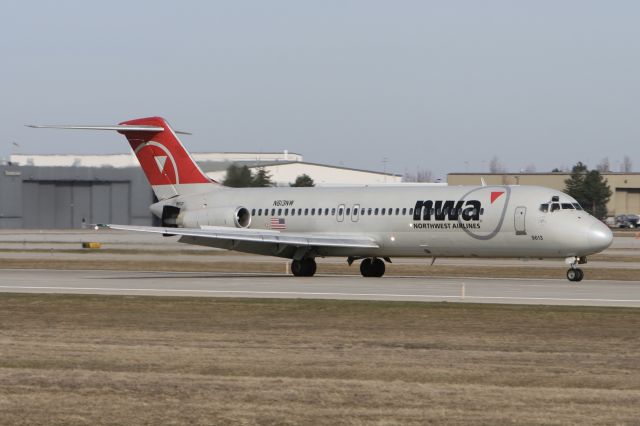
[360,258,385,278]
[291,259,304,276]
[566,268,584,282]
[306,258,317,276]
[371,258,385,277]
[360,258,373,277]
[292,258,317,277]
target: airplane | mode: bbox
[29,116,613,281]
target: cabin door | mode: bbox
[514,206,527,235]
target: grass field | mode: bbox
[1,294,639,425]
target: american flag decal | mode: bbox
[270,217,286,230]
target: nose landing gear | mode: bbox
[566,256,587,282]
[566,268,584,282]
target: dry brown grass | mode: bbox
[1,295,639,425]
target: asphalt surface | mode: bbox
[1,269,639,307]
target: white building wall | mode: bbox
[207,163,402,186]
[10,151,302,168]
[10,153,400,186]
[10,153,137,168]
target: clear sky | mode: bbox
[2,0,639,179]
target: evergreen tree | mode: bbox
[290,174,315,187]
[564,162,611,219]
[223,164,253,187]
[251,167,273,187]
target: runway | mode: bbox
[1,269,639,307]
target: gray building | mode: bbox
[0,164,154,229]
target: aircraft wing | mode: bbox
[105,224,380,249]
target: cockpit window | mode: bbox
[561,203,574,210]
[572,203,583,210]
[550,203,560,212]
[539,203,549,213]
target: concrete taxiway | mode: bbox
[1,269,639,307]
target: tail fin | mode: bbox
[118,117,215,199]
[28,116,217,200]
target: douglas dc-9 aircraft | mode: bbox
[30,116,613,281]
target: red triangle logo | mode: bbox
[490,191,505,204]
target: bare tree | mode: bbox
[523,164,536,173]
[403,168,433,183]
[488,156,505,173]
[596,157,611,172]
[621,155,633,172]
[416,169,433,182]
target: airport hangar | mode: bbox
[449,172,640,217]
[0,151,402,229]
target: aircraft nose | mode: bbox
[587,221,613,252]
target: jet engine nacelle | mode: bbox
[180,206,251,228]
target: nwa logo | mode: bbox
[413,200,481,221]
[411,188,510,240]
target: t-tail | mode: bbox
[28,116,218,200]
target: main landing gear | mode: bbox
[566,256,587,282]
[359,258,386,278]
[291,258,317,277]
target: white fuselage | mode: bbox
[154,184,612,260]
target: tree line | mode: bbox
[222,163,315,187]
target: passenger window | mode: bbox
[551,203,560,212]
[374,208,379,215]
[539,204,549,213]
[291,209,295,216]
[381,208,386,215]
[318,209,322,216]
[311,208,316,215]
[561,203,574,210]
[367,208,372,215]
[258,209,262,216]
[402,208,406,215]
[304,208,309,215]
[285,208,289,215]
[332,208,336,215]
[271,208,276,215]
[346,208,351,216]
[251,209,256,216]
[409,208,413,215]
[325,208,329,215]
[338,208,344,216]
[298,208,302,215]
[278,208,282,215]
[395,208,400,215]
[361,208,365,215]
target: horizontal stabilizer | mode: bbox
[26,124,192,135]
